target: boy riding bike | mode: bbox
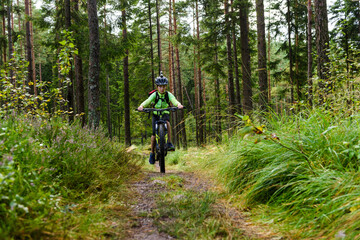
[137,72,184,164]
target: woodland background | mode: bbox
[2,0,358,146]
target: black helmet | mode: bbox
[155,72,168,86]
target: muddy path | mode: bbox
[125,166,282,240]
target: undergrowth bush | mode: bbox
[221,110,360,239]
[0,114,141,238]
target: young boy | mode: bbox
[137,73,184,164]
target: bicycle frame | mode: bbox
[137,107,181,173]
[155,119,168,156]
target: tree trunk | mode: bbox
[73,0,85,125]
[7,0,13,81]
[287,0,294,103]
[65,0,71,28]
[173,0,187,149]
[240,0,252,113]
[156,0,162,74]
[196,0,204,144]
[256,0,268,111]
[87,0,101,129]
[29,0,36,95]
[314,0,330,91]
[225,0,236,117]
[106,73,112,138]
[25,0,34,90]
[168,0,173,92]
[148,0,155,88]
[3,14,6,63]
[307,0,313,106]
[65,0,74,118]
[267,1,271,102]
[122,9,131,146]
[104,5,112,139]
[231,0,241,114]
[192,6,199,145]
[39,53,42,90]
[17,0,22,57]
[169,0,177,145]
[215,40,221,142]
[295,0,300,100]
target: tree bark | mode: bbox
[314,0,330,88]
[240,0,252,113]
[173,0,187,149]
[196,0,204,144]
[106,73,112,138]
[30,0,36,95]
[168,0,173,92]
[256,0,268,111]
[215,40,221,142]
[104,5,112,139]
[267,1,271,101]
[231,0,241,114]
[7,0,13,81]
[295,0,300,100]
[17,0,22,56]
[3,14,6,63]
[148,0,155,89]
[156,0,162,74]
[169,0,177,145]
[225,0,236,117]
[287,0,294,103]
[87,0,101,129]
[122,9,131,146]
[25,0,34,90]
[192,6,199,145]
[65,0,74,118]
[73,0,85,125]
[307,0,313,106]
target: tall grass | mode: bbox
[0,113,142,238]
[220,110,360,238]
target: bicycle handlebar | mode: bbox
[136,107,186,113]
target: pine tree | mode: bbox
[240,0,252,112]
[256,0,268,110]
[87,0,101,129]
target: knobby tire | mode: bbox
[158,124,166,173]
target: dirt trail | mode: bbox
[126,166,281,240]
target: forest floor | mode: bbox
[124,163,283,240]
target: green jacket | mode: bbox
[140,91,181,115]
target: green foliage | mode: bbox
[220,110,360,238]
[0,38,46,117]
[58,31,78,77]
[0,33,79,119]
[314,42,360,115]
[0,114,141,238]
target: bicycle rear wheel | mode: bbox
[158,123,166,173]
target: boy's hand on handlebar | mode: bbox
[138,106,144,111]
[177,104,184,109]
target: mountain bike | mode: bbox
[137,107,183,173]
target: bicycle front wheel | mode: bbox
[158,123,166,173]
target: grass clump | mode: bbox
[0,114,142,239]
[220,110,360,239]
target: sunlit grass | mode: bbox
[0,114,142,239]
[158,110,360,239]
